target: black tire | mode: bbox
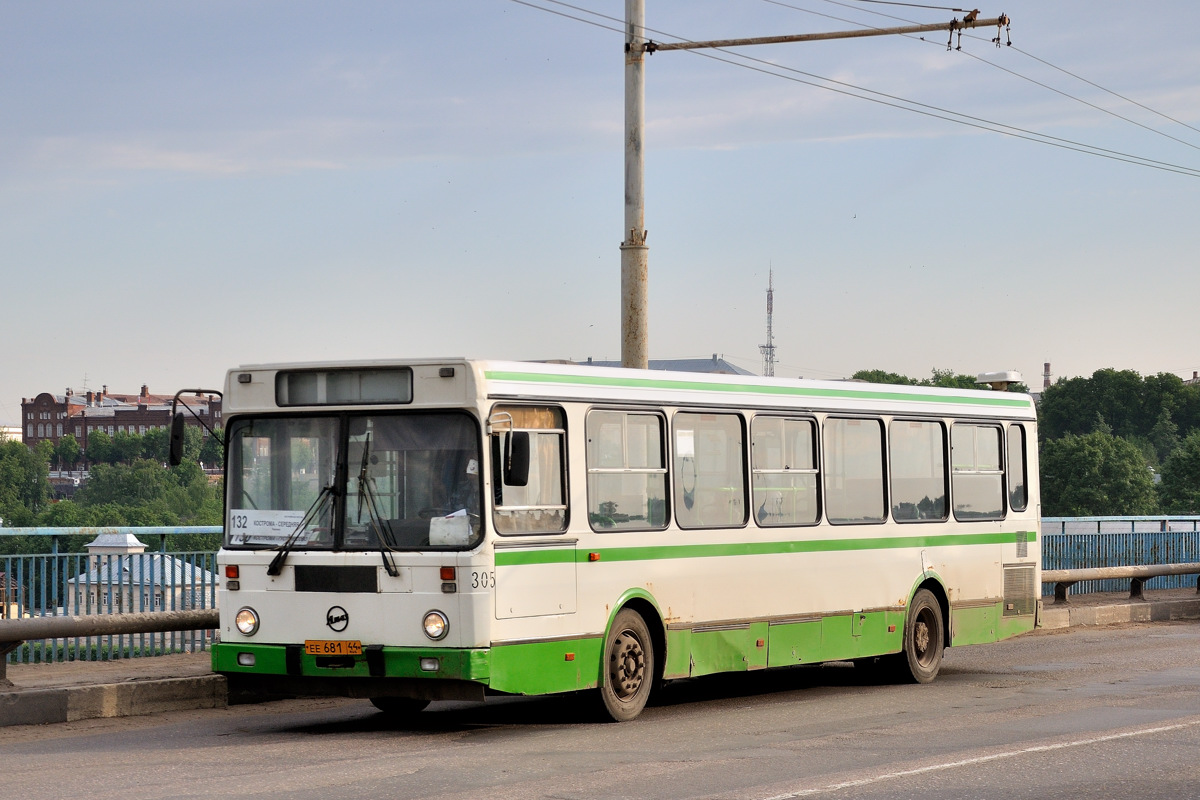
[598,608,655,722]
[900,588,944,683]
[369,696,430,715]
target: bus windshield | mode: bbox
[225,412,482,551]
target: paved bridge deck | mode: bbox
[3,589,1200,728]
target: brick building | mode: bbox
[21,385,221,456]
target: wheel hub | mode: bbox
[610,631,645,699]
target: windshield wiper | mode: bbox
[267,481,338,576]
[356,433,400,577]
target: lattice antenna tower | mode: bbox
[759,268,776,377]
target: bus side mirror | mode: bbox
[168,412,186,466]
[504,431,530,487]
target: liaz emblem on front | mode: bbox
[325,605,349,631]
[303,606,362,656]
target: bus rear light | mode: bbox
[420,657,440,672]
[226,580,240,591]
[225,565,240,579]
[440,567,456,581]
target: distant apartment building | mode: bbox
[0,426,21,443]
[20,385,222,454]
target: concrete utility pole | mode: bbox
[619,4,1010,369]
[621,0,649,370]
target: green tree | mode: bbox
[1038,369,1196,443]
[79,459,174,507]
[182,425,203,463]
[111,430,142,464]
[142,427,169,462]
[1040,431,1158,516]
[85,430,113,466]
[0,439,51,526]
[1149,408,1180,463]
[198,427,224,469]
[54,434,82,471]
[923,368,979,390]
[1158,431,1200,514]
[852,370,917,385]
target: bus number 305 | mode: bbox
[471,571,495,589]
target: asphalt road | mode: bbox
[4,622,1200,800]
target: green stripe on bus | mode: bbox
[494,530,1037,566]
[484,370,1033,409]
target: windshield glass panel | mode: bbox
[226,417,339,548]
[344,414,482,549]
[225,413,483,550]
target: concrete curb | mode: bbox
[0,675,227,728]
[1038,596,1200,630]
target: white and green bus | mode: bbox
[211,359,1039,721]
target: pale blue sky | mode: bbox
[4,1,1199,426]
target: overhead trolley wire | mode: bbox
[1007,44,1200,139]
[788,0,1200,149]
[511,0,1200,178]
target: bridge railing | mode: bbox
[6,519,1200,665]
[0,526,221,664]
[1041,516,1200,596]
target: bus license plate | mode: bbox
[304,639,363,656]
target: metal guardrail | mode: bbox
[1042,563,1200,605]
[0,608,218,684]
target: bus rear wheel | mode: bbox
[900,588,944,683]
[598,608,655,722]
[369,696,430,716]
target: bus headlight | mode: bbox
[235,607,260,636]
[422,610,449,641]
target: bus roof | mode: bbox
[226,358,1037,420]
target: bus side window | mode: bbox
[824,417,886,524]
[889,420,948,522]
[751,416,819,527]
[1007,424,1028,512]
[951,423,1004,520]
[586,410,668,531]
[491,405,568,534]
[674,412,747,529]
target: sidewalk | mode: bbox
[3,589,1200,728]
[0,651,222,728]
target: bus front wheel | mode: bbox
[901,589,944,683]
[598,608,655,722]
